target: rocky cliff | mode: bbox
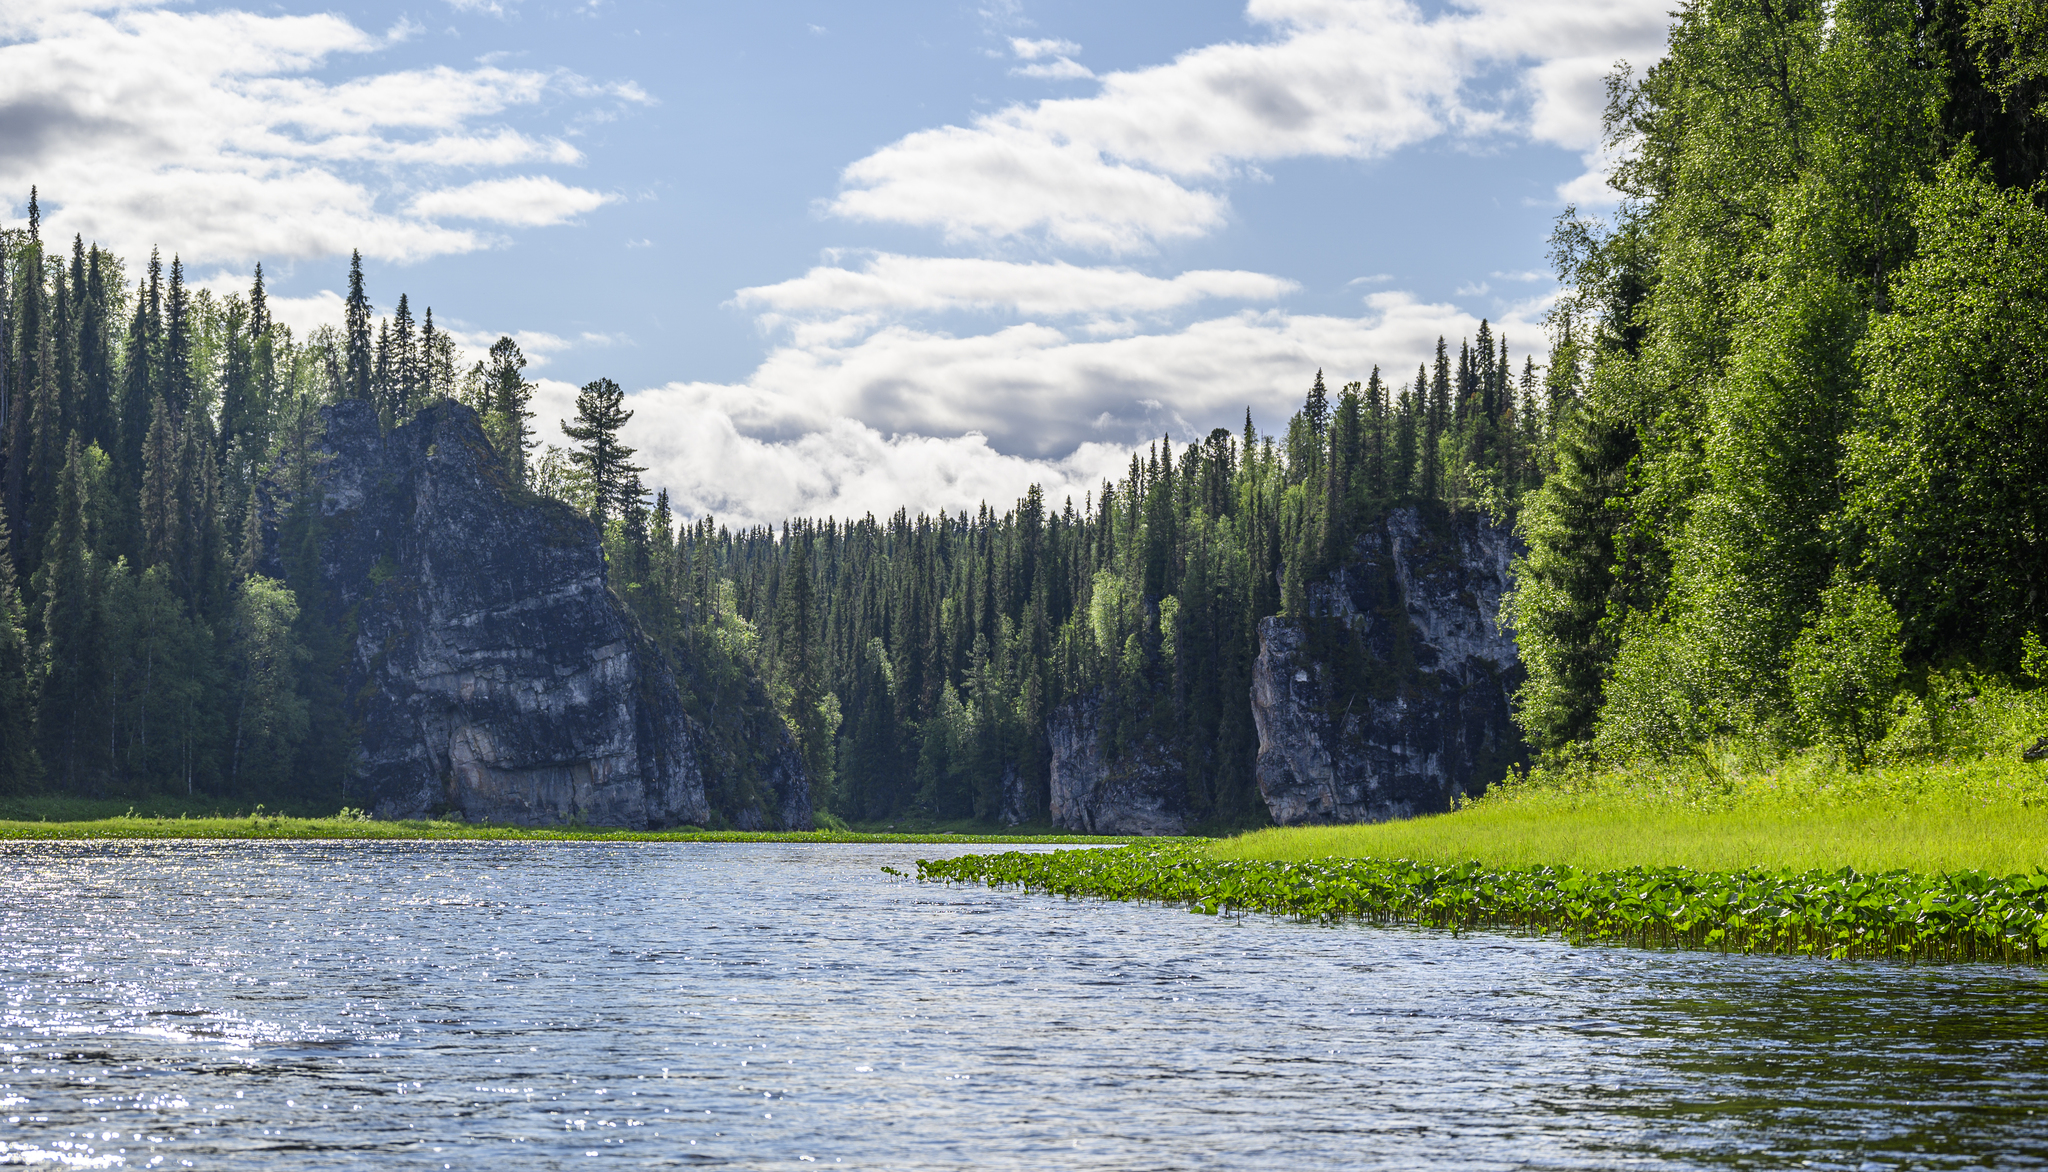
[1251,506,1524,825]
[299,400,809,829]
[1046,693,1188,835]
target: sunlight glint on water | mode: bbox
[2,840,2046,1170]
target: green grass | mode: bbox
[0,793,1159,843]
[924,702,2048,963]
[1219,733,2048,875]
[1218,804,2048,874]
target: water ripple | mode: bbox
[1,840,2044,1169]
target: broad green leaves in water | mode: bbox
[921,844,2048,964]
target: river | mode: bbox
[1,840,2044,1169]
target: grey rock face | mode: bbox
[1251,506,1525,825]
[307,400,807,829]
[1047,693,1188,835]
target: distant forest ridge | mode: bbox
[4,0,2048,820]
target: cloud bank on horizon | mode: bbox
[0,0,1671,527]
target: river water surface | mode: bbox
[2,840,2045,1170]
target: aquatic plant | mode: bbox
[917,844,2048,964]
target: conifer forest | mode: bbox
[1,0,2045,827]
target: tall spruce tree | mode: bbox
[343,250,372,405]
[0,517,33,791]
[562,377,645,525]
[480,336,535,480]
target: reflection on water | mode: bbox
[1,840,2044,1170]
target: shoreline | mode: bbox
[917,843,2048,965]
[0,816,1154,845]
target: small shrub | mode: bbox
[1789,573,1904,765]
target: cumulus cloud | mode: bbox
[830,0,1669,250]
[0,0,645,264]
[1013,57,1093,81]
[734,253,1294,319]
[611,289,1542,526]
[636,0,1656,521]
[408,176,614,226]
[1010,37,1081,60]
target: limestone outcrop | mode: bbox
[1251,507,1524,825]
[299,400,809,829]
[1047,693,1188,835]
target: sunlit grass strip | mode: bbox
[918,843,2048,964]
[0,815,1151,845]
[1215,804,2048,875]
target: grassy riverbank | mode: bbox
[1221,739,2048,875]
[0,817,1141,843]
[923,728,2048,963]
[0,810,1142,845]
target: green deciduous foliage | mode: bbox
[1848,154,2048,667]
[1788,573,1905,764]
[226,574,309,790]
[1510,0,2048,769]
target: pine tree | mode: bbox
[1363,366,1387,499]
[344,250,373,405]
[77,245,113,459]
[389,293,417,423]
[25,319,64,565]
[372,320,393,427]
[35,436,110,791]
[163,257,192,416]
[51,240,78,446]
[480,336,535,480]
[5,225,46,573]
[0,516,35,791]
[1303,369,1330,436]
[140,397,179,572]
[1425,341,1449,500]
[421,308,456,403]
[562,377,646,525]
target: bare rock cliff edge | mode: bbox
[1251,506,1525,825]
[1046,692,1189,835]
[303,400,807,829]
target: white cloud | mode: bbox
[408,176,614,226]
[0,0,643,264]
[1009,37,1090,80]
[832,124,1229,251]
[1010,37,1081,60]
[830,0,1669,251]
[1013,57,1093,81]
[734,253,1294,319]
[618,288,1543,526]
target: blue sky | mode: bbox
[1,0,1671,524]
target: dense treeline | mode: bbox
[1506,0,2048,766]
[0,226,561,806]
[610,338,1566,828]
[0,198,1568,814]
